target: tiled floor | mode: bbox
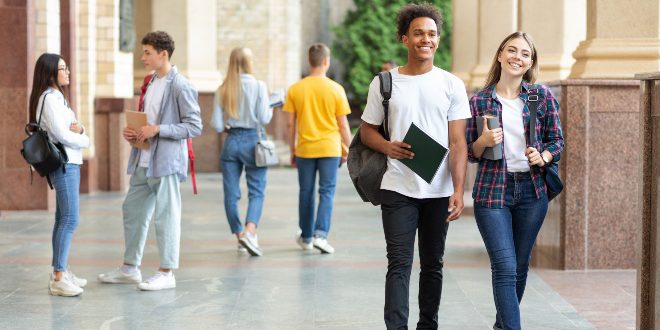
[0,168,634,329]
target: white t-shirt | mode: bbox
[139,75,168,168]
[361,67,471,199]
[496,93,529,172]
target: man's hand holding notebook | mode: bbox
[398,123,449,184]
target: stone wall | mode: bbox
[532,80,642,269]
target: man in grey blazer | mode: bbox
[98,31,202,291]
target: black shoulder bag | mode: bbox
[528,88,563,201]
[347,71,392,206]
[20,92,68,189]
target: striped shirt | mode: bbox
[466,82,564,208]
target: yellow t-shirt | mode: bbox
[283,76,351,158]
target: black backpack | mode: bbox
[347,71,391,206]
[20,92,68,189]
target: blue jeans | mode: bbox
[49,164,81,272]
[474,172,548,330]
[221,128,267,234]
[295,156,340,240]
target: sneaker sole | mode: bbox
[297,241,313,250]
[49,287,83,297]
[239,239,263,257]
[137,283,176,291]
[313,245,334,254]
[98,276,142,284]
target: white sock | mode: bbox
[121,265,138,274]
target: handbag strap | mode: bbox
[255,81,269,142]
[377,71,392,140]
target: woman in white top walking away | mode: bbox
[211,47,273,256]
[29,53,90,296]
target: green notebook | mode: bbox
[399,123,449,184]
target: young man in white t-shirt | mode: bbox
[360,4,471,329]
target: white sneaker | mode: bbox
[137,272,176,291]
[49,274,83,297]
[296,230,313,250]
[237,244,247,253]
[98,267,142,284]
[239,233,263,256]
[66,270,87,288]
[313,237,335,254]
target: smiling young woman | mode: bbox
[465,32,565,330]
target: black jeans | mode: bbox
[381,189,450,330]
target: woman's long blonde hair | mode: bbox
[219,47,254,118]
[483,32,538,89]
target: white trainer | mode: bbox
[313,237,335,254]
[49,274,83,297]
[296,230,313,250]
[66,270,87,288]
[239,233,263,256]
[237,244,247,253]
[98,267,142,284]
[137,272,176,291]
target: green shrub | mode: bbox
[333,0,452,111]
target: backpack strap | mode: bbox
[527,87,539,146]
[377,71,392,140]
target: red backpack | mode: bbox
[139,74,198,194]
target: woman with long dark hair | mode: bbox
[29,53,90,296]
[466,32,564,329]
[211,47,272,256]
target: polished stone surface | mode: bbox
[534,81,642,270]
[0,168,620,329]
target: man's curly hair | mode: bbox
[142,31,175,59]
[396,3,443,42]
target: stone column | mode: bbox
[636,72,660,330]
[519,0,586,82]
[95,0,133,98]
[91,0,134,191]
[532,80,642,270]
[468,0,517,89]
[569,0,660,78]
[132,0,151,89]
[451,0,478,86]
[0,0,54,210]
[76,0,99,193]
[34,0,61,56]
[151,0,221,92]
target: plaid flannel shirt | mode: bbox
[466,82,564,208]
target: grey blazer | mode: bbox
[127,66,203,181]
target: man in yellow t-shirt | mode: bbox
[283,43,352,254]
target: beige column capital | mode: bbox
[569,0,660,78]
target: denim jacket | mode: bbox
[127,66,203,181]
